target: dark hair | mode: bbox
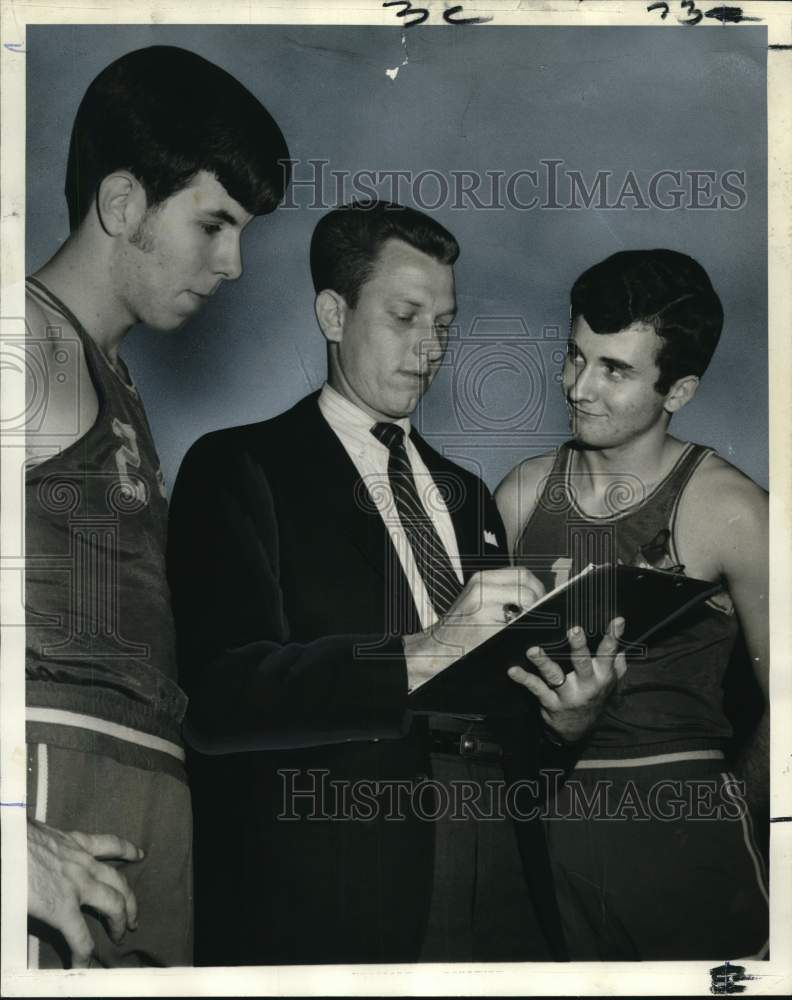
[570,249,724,394]
[310,200,460,307]
[65,45,291,230]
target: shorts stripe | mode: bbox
[26,708,185,762]
[574,749,724,770]
[28,743,49,969]
[722,771,769,958]
[34,743,49,822]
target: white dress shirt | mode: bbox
[318,383,463,631]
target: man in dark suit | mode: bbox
[167,202,625,965]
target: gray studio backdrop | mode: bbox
[26,25,768,492]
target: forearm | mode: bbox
[185,632,410,752]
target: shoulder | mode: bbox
[495,451,558,551]
[677,448,767,573]
[26,284,80,367]
[25,285,97,461]
[179,395,320,473]
[26,286,49,337]
[683,449,767,525]
[495,451,558,510]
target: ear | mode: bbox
[314,289,348,345]
[663,374,699,414]
[95,172,147,237]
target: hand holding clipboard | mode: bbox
[409,564,721,718]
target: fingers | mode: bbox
[57,905,94,969]
[460,567,545,620]
[512,566,545,609]
[27,821,143,967]
[525,645,567,690]
[567,626,594,680]
[595,617,625,667]
[68,831,144,863]
[66,864,131,944]
[567,618,625,681]
[509,618,628,746]
[507,664,561,712]
[66,830,142,934]
[86,858,139,931]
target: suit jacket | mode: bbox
[167,392,568,965]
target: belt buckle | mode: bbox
[458,733,478,757]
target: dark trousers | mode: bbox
[419,749,552,962]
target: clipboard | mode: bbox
[408,564,722,716]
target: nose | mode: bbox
[567,359,596,403]
[214,231,243,282]
[414,322,446,367]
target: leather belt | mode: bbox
[427,716,503,764]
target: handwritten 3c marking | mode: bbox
[382,1,492,27]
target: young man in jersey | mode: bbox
[496,249,769,959]
[24,45,290,967]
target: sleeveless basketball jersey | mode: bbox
[25,277,186,754]
[514,442,737,759]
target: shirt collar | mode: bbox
[319,383,413,453]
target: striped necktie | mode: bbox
[371,421,463,618]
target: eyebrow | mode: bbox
[599,355,637,373]
[392,297,456,318]
[202,208,244,227]
[568,342,636,373]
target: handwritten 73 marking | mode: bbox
[647,2,762,23]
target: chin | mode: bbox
[570,426,604,449]
[388,401,419,420]
[146,314,190,332]
[573,438,603,452]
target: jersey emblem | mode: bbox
[112,418,149,505]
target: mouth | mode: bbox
[188,286,219,301]
[569,403,604,418]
